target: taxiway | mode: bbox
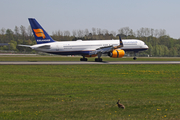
[0,61,180,65]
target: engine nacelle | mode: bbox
[109,49,125,58]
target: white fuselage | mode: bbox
[31,39,148,55]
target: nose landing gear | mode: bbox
[133,52,138,60]
[133,57,137,60]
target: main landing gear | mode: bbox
[80,57,102,62]
[95,53,103,62]
[80,55,87,61]
[95,58,102,62]
[80,53,103,62]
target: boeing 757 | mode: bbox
[19,18,148,62]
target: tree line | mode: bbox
[0,26,180,57]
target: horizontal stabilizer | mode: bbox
[18,45,31,47]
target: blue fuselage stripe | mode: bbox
[47,51,90,55]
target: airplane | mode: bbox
[19,18,148,62]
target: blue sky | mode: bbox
[0,0,180,38]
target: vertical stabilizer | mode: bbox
[28,18,55,44]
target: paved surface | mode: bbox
[0,54,37,55]
[1,61,180,65]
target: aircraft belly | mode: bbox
[47,51,91,55]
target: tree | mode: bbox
[9,40,17,51]
[6,29,14,42]
[64,30,70,36]
[102,29,108,35]
[147,43,153,56]
[14,26,20,36]
[159,29,166,37]
[84,29,89,36]
[110,31,116,37]
[96,28,102,35]
[169,48,177,57]
[20,25,27,42]
[163,45,169,56]
[150,29,154,37]
[77,30,84,37]
[154,29,159,38]
[92,27,96,35]
[0,28,6,35]
[72,30,77,37]
[27,26,33,38]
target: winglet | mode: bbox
[118,35,123,47]
[113,35,123,49]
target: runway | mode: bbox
[1,61,180,65]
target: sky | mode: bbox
[0,0,180,38]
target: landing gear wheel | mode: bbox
[95,58,102,62]
[133,57,137,60]
[80,58,87,61]
[133,52,138,60]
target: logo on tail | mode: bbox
[33,29,46,39]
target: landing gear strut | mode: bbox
[80,55,87,61]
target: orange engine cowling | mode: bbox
[109,49,125,58]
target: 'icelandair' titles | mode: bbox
[37,39,51,42]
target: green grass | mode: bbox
[0,64,180,119]
[0,55,180,61]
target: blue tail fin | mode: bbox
[28,18,55,44]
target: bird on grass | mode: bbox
[117,100,125,109]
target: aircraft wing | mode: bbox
[89,45,114,55]
[89,35,123,55]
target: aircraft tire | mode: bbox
[80,58,88,61]
[95,58,102,62]
[133,57,137,60]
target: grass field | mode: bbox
[0,63,180,119]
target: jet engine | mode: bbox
[108,49,125,58]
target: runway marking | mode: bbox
[1,61,180,65]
